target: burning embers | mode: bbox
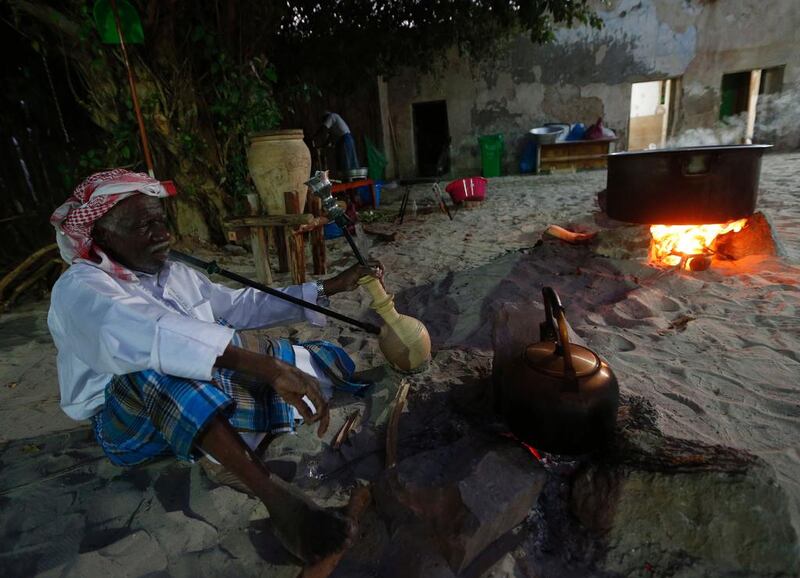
[648,218,749,270]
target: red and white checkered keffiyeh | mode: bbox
[51,169,175,280]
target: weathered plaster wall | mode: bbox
[383,0,800,178]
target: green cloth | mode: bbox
[365,136,388,181]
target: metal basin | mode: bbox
[605,144,772,224]
[529,126,564,145]
[343,167,369,182]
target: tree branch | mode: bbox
[9,1,82,43]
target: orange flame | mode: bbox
[649,219,748,268]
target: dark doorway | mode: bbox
[759,65,784,96]
[719,71,751,120]
[412,100,450,177]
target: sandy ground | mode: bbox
[1,153,799,576]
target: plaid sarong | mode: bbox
[91,336,369,466]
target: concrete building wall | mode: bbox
[382,0,800,178]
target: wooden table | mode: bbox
[538,138,617,173]
[331,178,377,208]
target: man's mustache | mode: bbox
[149,242,171,254]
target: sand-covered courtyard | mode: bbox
[2,153,799,577]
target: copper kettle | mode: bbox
[495,287,619,454]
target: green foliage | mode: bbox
[203,44,282,206]
[75,100,140,175]
[271,0,604,87]
[208,55,281,136]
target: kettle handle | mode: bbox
[542,287,578,387]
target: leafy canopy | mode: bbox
[270,0,602,86]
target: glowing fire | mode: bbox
[649,218,748,268]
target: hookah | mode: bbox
[305,171,431,372]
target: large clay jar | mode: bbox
[247,129,311,215]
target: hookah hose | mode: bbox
[169,250,380,335]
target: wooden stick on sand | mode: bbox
[386,379,411,470]
[544,224,597,245]
[332,410,361,451]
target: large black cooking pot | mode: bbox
[605,144,771,225]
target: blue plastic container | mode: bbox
[323,222,344,239]
[566,123,586,141]
[519,141,538,174]
[358,182,382,208]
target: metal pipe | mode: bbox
[109,0,155,177]
[306,171,369,265]
[169,250,381,335]
[341,227,368,266]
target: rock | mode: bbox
[713,211,782,260]
[223,244,249,256]
[376,523,457,578]
[594,224,651,260]
[480,552,521,578]
[570,397,800,576]
[375,435,546,574]
[363,224,399,243]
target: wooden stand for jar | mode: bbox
[225,193,328,286]
[358,276,431,373]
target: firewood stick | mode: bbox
[385,379,410,469]
[3,258,62,311]
[544,224,597,245]
[332,410,361,450]
[0,243,58,299]
[297,484,372,578]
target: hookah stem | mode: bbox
[169,250,380,335]
[337,216,388,290]
[341,225,369,266]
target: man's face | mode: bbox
[93,195,171,274]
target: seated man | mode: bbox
[47,169,380,564]
[315,111,360,174]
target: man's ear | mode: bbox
[91,222,109,248]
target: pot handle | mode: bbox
[541,287,578,387]
[681,153,715,176]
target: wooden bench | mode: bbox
[538,138,617,173]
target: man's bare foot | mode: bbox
[264,479,356,564]
[194,415,354,564]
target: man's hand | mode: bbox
[322,260,384,296]
[215,346,330,437]
[268,359,330,437]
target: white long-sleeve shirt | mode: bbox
[47,260,323,420]
[322,112,351,139]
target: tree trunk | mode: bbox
[11,0,231,243]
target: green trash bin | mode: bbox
[478,133,504,177]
